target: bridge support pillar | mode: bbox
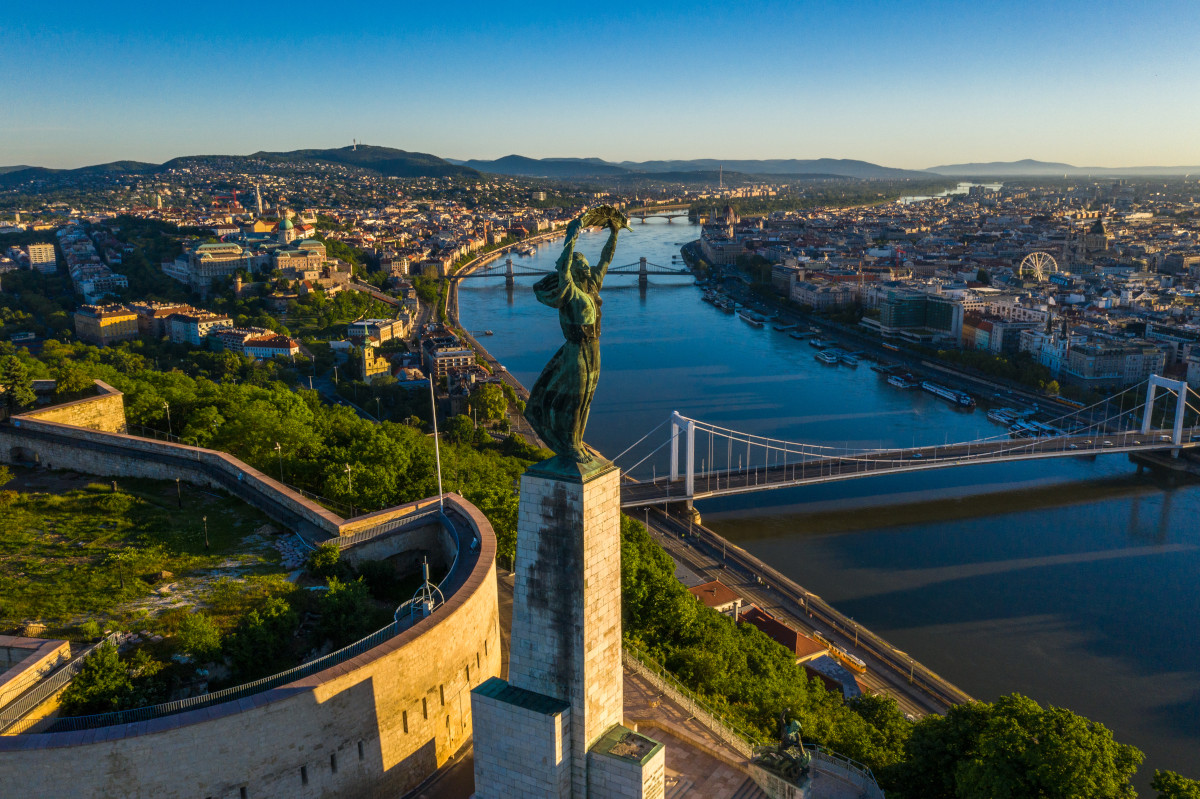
[638,257,648,290]
[1142,375,1190,446]
[669,412,683,482]
[505,258,515,289]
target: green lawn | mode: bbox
[0,473,287,637]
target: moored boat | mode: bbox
[921,380,976,408]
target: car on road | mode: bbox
[1103,440,1115,447]
[911,452,924,459]
[1067,443,1079,450]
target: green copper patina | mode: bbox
[526,206,630,473]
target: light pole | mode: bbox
[163,401,172,437]
[202,515,209,550]
[344,463,353,494]
[175,477,182,509]
[274,442,284,484]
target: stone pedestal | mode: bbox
[473,458,660,798]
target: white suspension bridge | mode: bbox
[616,376,1200,509]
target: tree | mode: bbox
[177,612,221,660]
[445,414,475,444]
[58,642,133,716]
[224,597,298,680]
[306,543,343,580]
[1153,770,1200,799]
[318,576,377,647]
[55,363,96,397]
[470,383,508,421]
[0,354,36,408]
[976,268,990,285]
[955,694,1141,799]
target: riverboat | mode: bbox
[809,338,825,348]
[815,350,840,365]
[840,353,860,367]
[921,381,976,408]
[882,342,900,352]
[888,374,918,389]
[739,310,766,327]
[789,330,813,340]
[987,408,1019,425]
[773,323,797,332]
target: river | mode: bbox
[456,218,1200,783]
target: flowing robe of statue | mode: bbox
[525,208,626,464]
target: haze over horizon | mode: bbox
[5,0,1199,170]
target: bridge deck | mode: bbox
[620,429,1196,507]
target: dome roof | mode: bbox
[279,218,294,230]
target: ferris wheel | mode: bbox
[1019,251,1058,281]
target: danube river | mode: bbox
[457,218,1200,781]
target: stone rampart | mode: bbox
[16,380,128,433]
[0,385,437,541]
[0,493,502,799]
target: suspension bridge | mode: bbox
[453,256,691,288]
[615,376,1200,508]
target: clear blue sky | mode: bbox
[5,0,1199,169]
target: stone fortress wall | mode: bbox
[0,384,503,799]
[0,381,438,539]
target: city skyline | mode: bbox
[6,0,1200,170]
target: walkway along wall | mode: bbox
[0,493,502,799]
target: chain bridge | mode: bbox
[615,376,1200,508]
[453,257,691,288]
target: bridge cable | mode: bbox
[611,418,670,463]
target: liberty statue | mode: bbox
[525,206,630,466]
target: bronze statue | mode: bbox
[525,206,630,467]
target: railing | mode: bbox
[42,512,468,734]
[623,643,885,796]
[333,507,444,550]
[47,622,410,733]
[0,633,120,733]
[804,745,886,798]
[622,642,762,760]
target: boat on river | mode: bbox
[815,350,840,364]
[922,380,976,408]
[789,330,813,340]
[809,338,826,348]
[888,374,918,389]
[840,353,860,367]
[739,310,766,327]
[773,323,797,332]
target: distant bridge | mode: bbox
[625,204,692,222]
[615,376,1200,508]
[452,257,691,288]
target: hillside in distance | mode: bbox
[458,155,931,180]
[167,145,478,179]
[0,145,476,187]
[929,158,1200,177]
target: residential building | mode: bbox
[26,243,56,274]
[687,580,742,619]
[127,301,195,338]
[167,311,233,346]
[73,304,138,346]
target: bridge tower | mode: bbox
[638,257,649,290]
[1142,375,1191,446]
[504,257,515,289]
[669,411,696,498]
